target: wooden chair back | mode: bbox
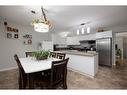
[50,52,57,58]
[50,58,69,89]
[14,54,24,73]
[56,53,66,60]
[14,54,26,89]
[25,52,34,57]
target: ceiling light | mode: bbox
[34,23,49,33]
[87,27,90,33]
[81,28,85,34]
[31,6,51,33]
[76,22,91,35]
[77,29,80,35]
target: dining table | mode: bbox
[19,57,60,88]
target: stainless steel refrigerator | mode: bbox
[96,38,112,67]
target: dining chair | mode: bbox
[14,54,27,89]
[25,51,54,88]
[50,52,57,58]
[25,52,34,57]
[56,53,66,60]
[32,58,69,89]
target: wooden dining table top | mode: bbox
[19,57,60,74]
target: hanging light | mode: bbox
[81,28,85,34]
[76,29,80,35]
[34,23,49,32]
[76,22,91,35]
[31,6,51,33]
[87,27,90,33]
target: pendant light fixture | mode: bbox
[76,29,80,35]
[81,28,85,34]
[31,6,51,33]
[76,23,90,35]
[87,27,90,33]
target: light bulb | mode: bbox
[34,23,49,33]
[77,29,80,35]
[87,27,90,33]
[81,28,84,34]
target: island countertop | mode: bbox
[54,50,98,57]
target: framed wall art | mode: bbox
[4,22,19,39]
[23,34,32,45]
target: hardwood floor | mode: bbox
[0,65,127,89]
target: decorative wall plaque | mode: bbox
[23,34,32,45]
[4,22,19,39]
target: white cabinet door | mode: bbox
[42,41,53,51]
[52,34,67,45]
[96,31,112,39]
[73,37,80,45]
[66,34,96,45]
[79,34,96,40]
[66,37,73,45]
[66,37,80,45]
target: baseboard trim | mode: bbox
[0,67,18,72]
[67,67,94,78]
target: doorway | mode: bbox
[115,32,127,66]
[123,38,127,59]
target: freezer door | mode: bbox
[96,38,112,66]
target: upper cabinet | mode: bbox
[66,34,96,45]
[96,31,112,39]
[52,34,67,45]
[79,34,96,41]
[66,36,80,45]
[53,31,112,45]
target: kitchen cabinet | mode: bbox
[66,36,80,45]
[66,53,98,78]
[41,41,53,51]
[79,34,96,41]
[52,34,67,45]
[96,31,112,39]
[66,34,96,45]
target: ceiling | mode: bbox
[0,6,127,34]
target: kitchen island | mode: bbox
[54,50,98,78]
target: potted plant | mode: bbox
[32,50,50,60]
[116,49,122,59]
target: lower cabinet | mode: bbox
[66,54,98,78]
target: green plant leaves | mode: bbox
[32,50,50,58]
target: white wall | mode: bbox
[0,20,51,70]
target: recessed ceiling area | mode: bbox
[0,6,127,33]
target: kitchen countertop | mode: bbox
[54,50,98,57]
